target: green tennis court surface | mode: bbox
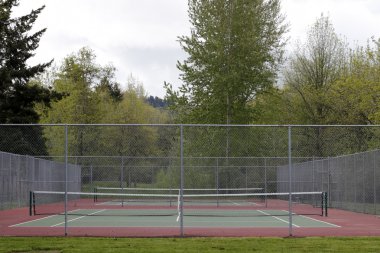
[11,209,339,228]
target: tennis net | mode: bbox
[93,187,265,204]
[30,190,328,217]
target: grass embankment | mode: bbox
[1,237,380,253]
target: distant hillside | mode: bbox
[146,96,167,108]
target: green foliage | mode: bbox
[36,48,171,158]
[252,87,292,124]
[161,1,289,185]
[0,0,54,155]
[0,125,48,155]
[329,39,380,125]
[284,14,348,125]
[277,15,380,157]
[0,0,53,123]
[166,0,287,124]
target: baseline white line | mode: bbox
[299,215,341,227]
[228,200,241,206]
[280,210,340,228]
[9,209,81,227]
[226,200,259,206]
[10,215,60,227]
[257,210,300,228]
[50,209,106,227]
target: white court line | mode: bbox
[257,210,300,228]
[50,209,106,227]
[299,215,341,227]
[279,210,340,228]
[228,200,241,206]
[10,214,60,227]
[227,200,259,206]
[9,209,81,227]
[95,201,118,206]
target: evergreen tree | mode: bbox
[0,0,53,155]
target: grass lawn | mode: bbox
[0,237,380,253]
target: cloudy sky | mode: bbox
[13,0,380,97]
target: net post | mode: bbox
[93,187,97,202]
[29,191,33,216]
[33,192,36,215]
[90,165,93,191]
[169,188,172,207]
[321,192,324,216]
[324,191,328,217]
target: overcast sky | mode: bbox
[13,0,380,97]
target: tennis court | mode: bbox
[2,174,380,237]
[3,188,340,237]
[2,124,380,237]
[11,208,338,228]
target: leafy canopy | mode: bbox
[166,0,287,124]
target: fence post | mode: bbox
[374,151,377,215]
[264,157,268,208]
[64,124,68,236]
[363,153,365,213]
[354,155,357,211]
[288,126,293,237]
[180,124,184,237]
[216,158,219,207]
[327,157,330,208]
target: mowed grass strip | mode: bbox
[0,237,380,253]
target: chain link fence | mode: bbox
[278,149,380,215]
[1,124,379,236]
[0,151,81,210]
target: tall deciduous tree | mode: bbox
[330,39,380,125]
[0,0,53,155]
[327,39,380,152]
[39,48,170,157]
[284,15,349,156]
[39,48,119,156]
[284,14,348,124]
[166,0,287,124]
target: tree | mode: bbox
[0,0,53,123]
[326,39,380,152]
[95,65,123,102]
[283,15,350,157]
[0,0,53,155]
[166,0,287,124]
[284,14,348,124]
[38,48,118,156]
[146,96,167,108]
[38,48,171,157]
[329,39,380,125]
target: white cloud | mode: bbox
[282,0,380,47]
